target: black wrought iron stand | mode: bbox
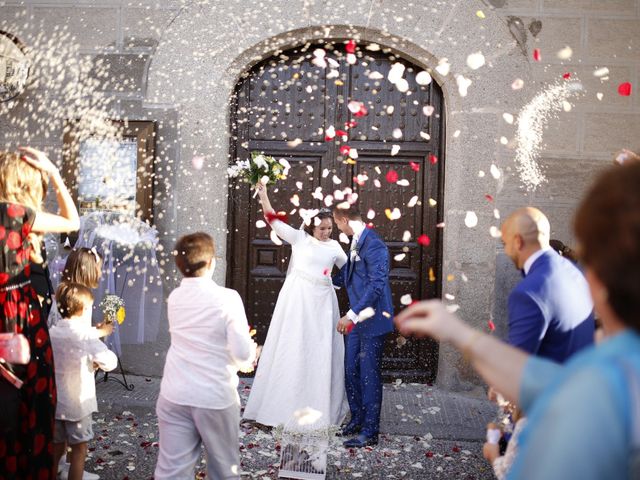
[96,355,134,391]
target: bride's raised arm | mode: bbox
[256,184,304,246]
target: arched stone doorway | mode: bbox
[226,41,445,382]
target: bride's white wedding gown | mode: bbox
[242,219,349,428]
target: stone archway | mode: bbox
[146,1,532,389]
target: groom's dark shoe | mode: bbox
[336,422,362,437]
[343,433,378,448]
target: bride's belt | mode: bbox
[289,269,332,287]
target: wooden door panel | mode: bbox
[348,57,433,142]
[248,56,328,142]
[228,43,444,382]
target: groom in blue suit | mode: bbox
[332,206,394,448]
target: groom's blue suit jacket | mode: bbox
[333,227,394,337]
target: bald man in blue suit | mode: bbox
[501,208,595,363]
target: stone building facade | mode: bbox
[0,0,637,390]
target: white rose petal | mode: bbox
[388,62,406,84]
[416,70,432,86]
[557,46,573,60]
[391,144,401,156]
[502,113,514,124]
[396,78,409,93]
[456,74,472,97]
[464,211,478,228]
[408,195,418,207]
[397,179,410,186]
[400,294,413,306]
[593,67,609,78]
[256,220,266,229]
[422,105,435,116]
[435,58,450,77]
[466,51,485,70]
[490,164,501,179]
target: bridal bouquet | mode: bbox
[227,151,290,187]
[99,294,126,325]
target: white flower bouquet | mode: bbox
[227,151,290,187]
[99,294,126,325]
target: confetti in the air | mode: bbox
[618,82,632,96]
[464,212,478,228]
[533,48,541,62]
[514,80,582,190]
[466,52,486,70]
[417,234,431,247]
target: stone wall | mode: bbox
[0,0,636,389]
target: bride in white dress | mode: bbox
[243,185,349,428]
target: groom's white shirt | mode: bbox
[346,220,367,323]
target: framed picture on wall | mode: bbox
[62,120,156,223]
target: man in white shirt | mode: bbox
[50,283,117,480]
[155,232,258,480]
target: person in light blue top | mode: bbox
[395,161,640,479]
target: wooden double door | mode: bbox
[227,43,444,382]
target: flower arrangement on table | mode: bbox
[227,151,290,194]
[99,294,126,325]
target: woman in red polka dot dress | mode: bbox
[0,147,79,480]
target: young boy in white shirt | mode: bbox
[155,232,258,480]
[50,282,117,480]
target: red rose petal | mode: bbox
[428,154,438,165]
[562,72,571,79]
[426,451,434,458]
[385,170,399,183]
[417,234,431,246]
[335,129,348,137]
[0,272,8,285]
[346,39,357,54]
[618,82,632,96]
[409,162,420,172]
[485,194,494,202]
[354,105,368,117]
[339,145,351,156]
[0,226,5,240]
[345,322,355,334]
[322,268,330,276]
[488,320,496,331]
[345,121,358,128]
[533,48,541,61]
[452,446,461,453]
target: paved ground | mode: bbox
[85,373,497,479]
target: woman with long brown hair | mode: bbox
[0,147,79,480]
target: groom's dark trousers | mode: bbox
[334,227,394,438]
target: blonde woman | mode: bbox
[0,147,79,480]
